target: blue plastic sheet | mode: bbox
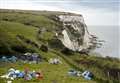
[82,71,93,80]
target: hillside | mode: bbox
[0,9,120,83]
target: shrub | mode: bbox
[61,47,74,55]
[0,43,12,54]
[11,45,27,53]
[40,44,48,52]
[48,38,64,50]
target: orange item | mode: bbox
[36,72,43,79]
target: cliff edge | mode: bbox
[56,13,103,53]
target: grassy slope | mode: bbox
[0,21,39,54]
[0,51,96,83]
[0,9,120,83]
[0,21,38,41]
[68,53,120,82]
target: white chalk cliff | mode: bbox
[56,13,103,53]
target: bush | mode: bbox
[48,38,64,50]
[61,47,74,55]
[0,43,13,54]
[40,44,48,52]
[11,45,27,53]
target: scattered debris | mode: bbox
[22,52,41,64]
[68,69,81,77]
[35,72,43,79]
[82,71,94,80]
[68,69,93,80]
[49,58,62,64]
[0,68,43,82]
[0,56,17,62]
[7,81,12,83]
[0,53,42,64]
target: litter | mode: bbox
[17,72,25,78]
[24,73,32,80]
[22,53,41,64]
[0,53,42,64]
[7,81,12,83]
[30,70,36,77]
[0,56,17,62]
[82,71,93,80]
[0,68,44,81]
[24,68,32,80]
[49,58,62,64]
[68,69,82,77]
[35,72,43,79]
[24,52,31,56]
[8,56,17,62]
[1,56,8,62]
[68,69,93,80]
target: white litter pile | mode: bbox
[49,58,62,64]
[7,81,12,83]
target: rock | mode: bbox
[57,13,103,53]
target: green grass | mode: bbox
[0,20,39,54]
[0,51,97,83]
[0,21,38,41]
[68,53,120,83]
[0,12,57,30]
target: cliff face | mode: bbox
[56,14,102,53]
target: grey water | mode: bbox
[88,26,119,58]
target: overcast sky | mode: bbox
[0,0,119,26]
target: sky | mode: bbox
[0,0,119,26]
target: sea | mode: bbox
[88,26,119,58]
